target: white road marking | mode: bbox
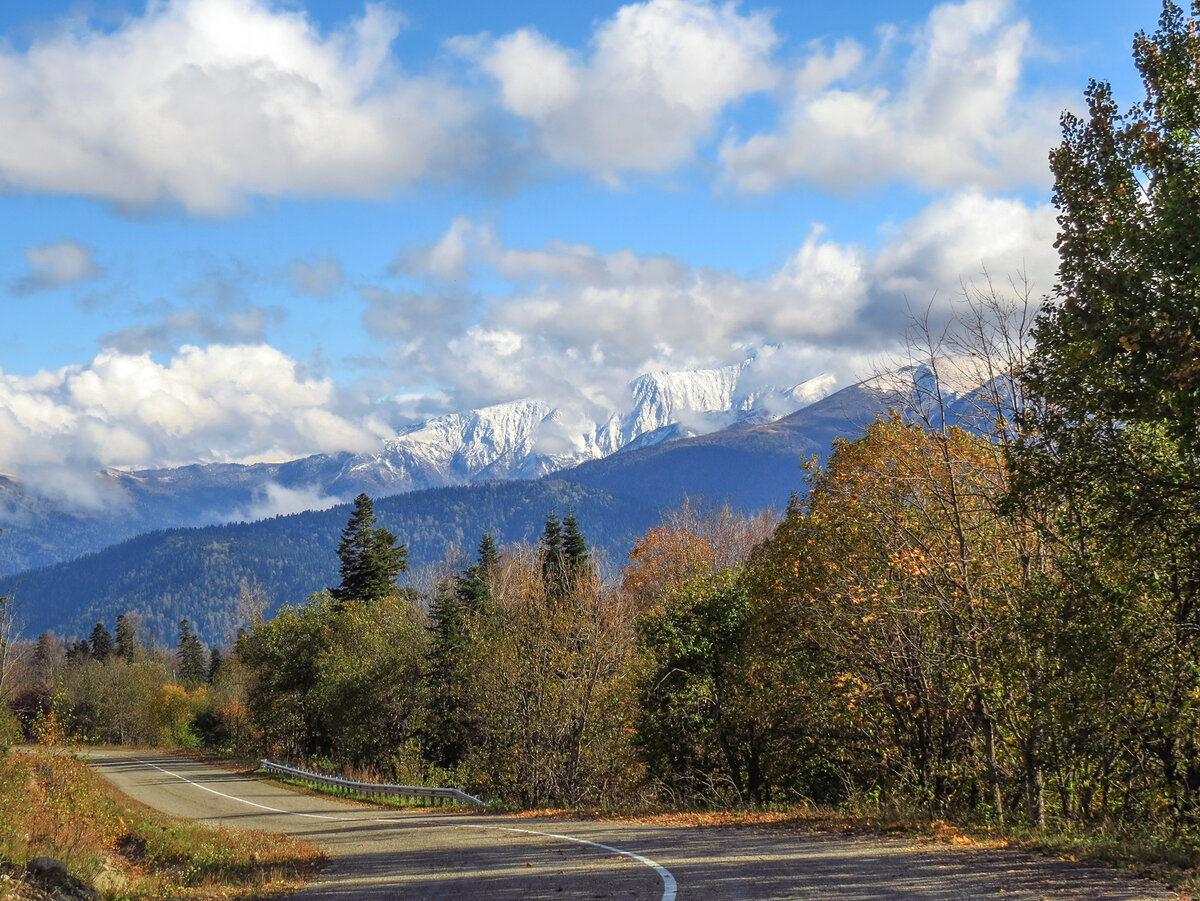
[112,754,677,901]
[453,824,677,901]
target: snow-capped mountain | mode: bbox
[340,363,836,494]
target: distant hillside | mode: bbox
[5,479,655,647]
[564,380,895,510]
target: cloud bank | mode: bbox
[382,191,1057,417]
[0,344,388,506]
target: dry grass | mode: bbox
[0,747,326,900]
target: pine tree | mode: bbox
[332,493,409,606]
[562,511,591,582]
[425,533,498,768]
[208,646,223,684]
[115,613,139,663]
[457,531,499,614]
[177,619,207,687]
[540,511,567,600]
[89,622,113,662]
[65,638,90,665]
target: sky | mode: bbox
[0,0,1169,505]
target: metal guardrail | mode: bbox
[260,759,486,808]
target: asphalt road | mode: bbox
[86,750,1180,900]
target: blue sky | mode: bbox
[0,0,1169,502]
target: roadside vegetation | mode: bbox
[2,0,1200,897]
[0,742,325,899]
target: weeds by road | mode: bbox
[0,746,326,899]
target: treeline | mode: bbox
[3,613,237,749]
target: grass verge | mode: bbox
[0,747,327,900]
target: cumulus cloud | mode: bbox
[382,192,1057,417]
[289,257,344,297]
[0,344,389,506]
[0,0,472,214]
[457,0,778,183]
[10,239,104,295]
[720,0,1060,194]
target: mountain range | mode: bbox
[0,361,986,644]
[0,361,833,573]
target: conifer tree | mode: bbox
[89,622,113,662]
[332,493,408,606]
[208,646,223,684]
[425,533,497,768]
[562,511,591,582]
[540,511,567,600]
[65,638,90,665]
[457,531,499,614]
[177,619,207,687]
[115,613,139,663]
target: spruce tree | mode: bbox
[115,613,139,663]
[65,638,90,665]
[177,619,207,687]
[208,646,223,684]
[332,493,409,606]
[34,632,53,669]
[89,622,113,662]
[540,511,567,600]
[425,580,470,768]
[562,511,591,582]
[457,531,499,614]
[425,533,498,768]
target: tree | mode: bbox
[1016,0,1200,824]
[332,493,408,606]
[562,511,591,582]
[89,622,113,663]
[1032,0,1200,447]
[466,544,639,806]
[425,532,499,769]
[177,620,207,688]
[539,511,566,599]
[115,613,140,663]
[65,638,91,665]
[0,592,21,703]
[208,646,223,684]
[457,531,499,614]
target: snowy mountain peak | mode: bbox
[342,362,836,495]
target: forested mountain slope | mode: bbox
[4,367,977,645]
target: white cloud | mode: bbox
[0,0,472,214]
[720,0,1060,194]
[0,344,388,504]
[384,192,1056,416]
[460,0,778,183]
[226,481,342,521]
[10,239,104,295]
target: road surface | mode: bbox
[86,750,1179,900]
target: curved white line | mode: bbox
[453,824,677,901]
[115,755,677,901]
